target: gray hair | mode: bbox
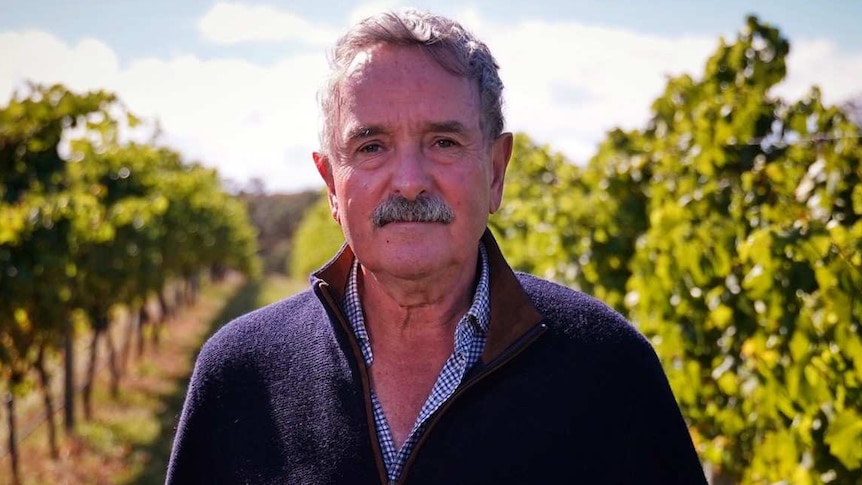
[318,9,505,159]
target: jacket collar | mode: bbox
[312,229,544,364]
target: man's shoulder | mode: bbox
[514,272,646,348]
[218,286,321,335]
[197,286,326,366]
[514,272,623,321]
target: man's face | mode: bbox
[314,44,511,282]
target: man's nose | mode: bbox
[390,145,431,200]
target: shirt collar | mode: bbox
[467,243,491,334]
[342,242,491,362]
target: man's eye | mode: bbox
[435,139,457,148]
[359,143,382,153]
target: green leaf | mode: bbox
[824,409,862,469]
[708,304,734,330]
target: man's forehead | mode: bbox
[340,43,461,85]
[333,44,482,144]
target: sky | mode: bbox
[2,0,861,193]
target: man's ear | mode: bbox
[488,132,513,214]
[313,152,341,225]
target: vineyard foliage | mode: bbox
[291,16,862,484]
[494,17,862,484]
[290,191,344,280]
[240,189,320,275]
[0,83,260,406]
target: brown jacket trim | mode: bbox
[314,241,352,302]
[478,230,544,363]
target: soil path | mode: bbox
[8,275,263,485]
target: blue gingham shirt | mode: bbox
[342,243,491,483]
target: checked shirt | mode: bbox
[342,243,491,483]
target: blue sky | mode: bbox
[2,0,861,192]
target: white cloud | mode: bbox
[482,21,718,163]
[198,2,338,46]
[0,29,329,193]
[118,53,329,191]
[479,20,862,163]
[0,31,120,98]
[776,38,862,105]
[1,7,860,193]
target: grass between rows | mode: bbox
[9,274,307,485]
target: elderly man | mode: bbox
[167,9,706,485]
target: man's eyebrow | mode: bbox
[426,121,468,134]
[345,125,386,144]
[344,121,469,144]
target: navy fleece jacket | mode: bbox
[167,233,707,484]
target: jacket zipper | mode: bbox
[316,282,390,485]
[317,281,548,485]
[395,321,549,484]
